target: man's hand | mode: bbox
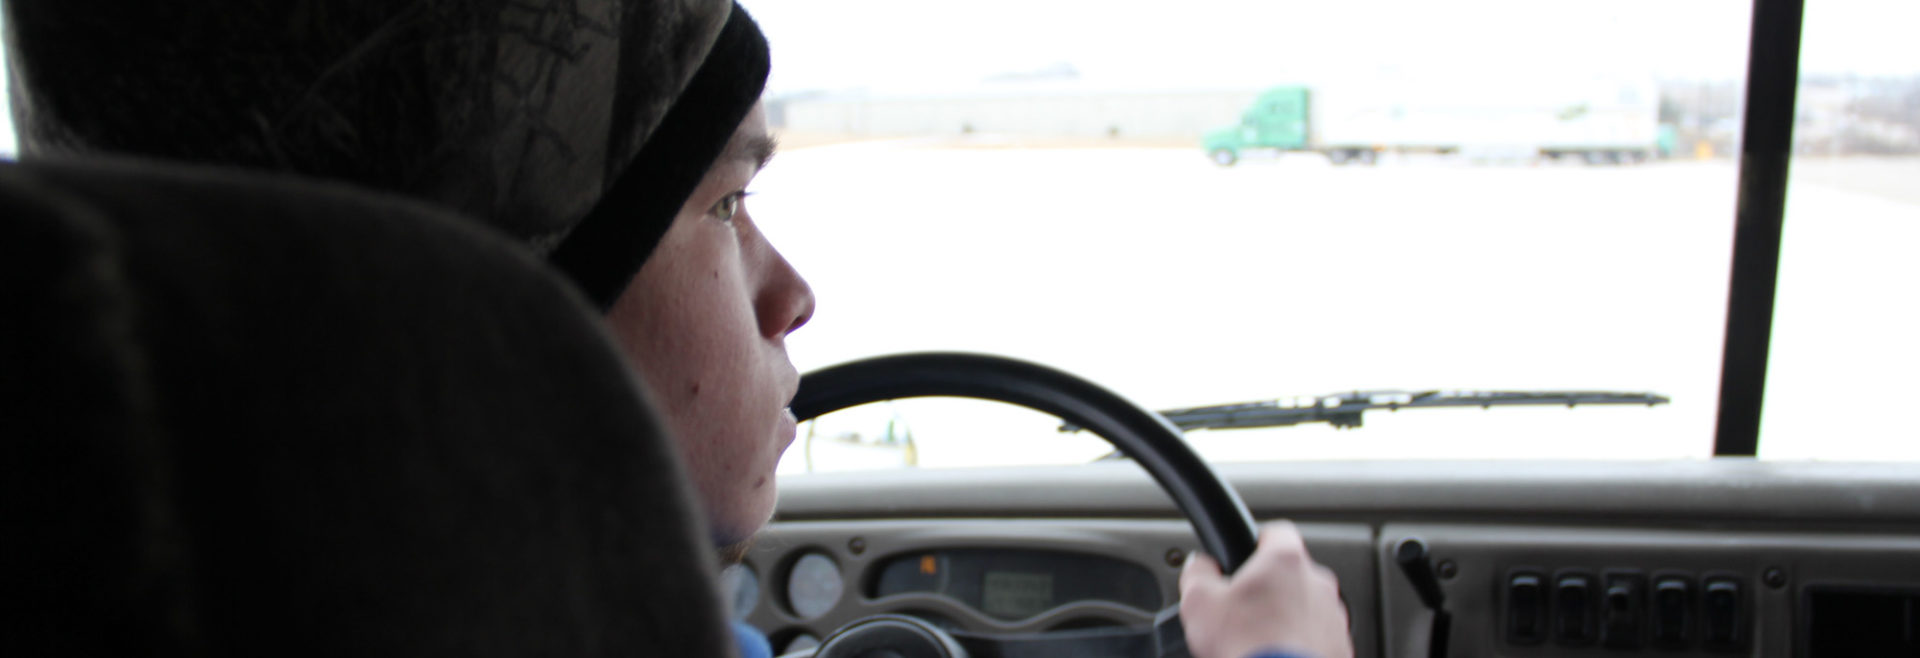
[1178,521,1354,658]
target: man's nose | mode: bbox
[758,248,814,341]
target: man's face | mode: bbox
[605,103,814,545]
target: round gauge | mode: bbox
[783,633,821,654]
[720,563,758,620]
[785,552,843,619]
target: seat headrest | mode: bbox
[0,157,732,656]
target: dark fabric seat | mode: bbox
[1,157,732,656]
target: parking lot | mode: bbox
[756,143,1918,468]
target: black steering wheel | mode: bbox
[788,352,1259,658]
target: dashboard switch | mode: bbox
[1602,573,1646,648]
[1554,573,1596,645]
[1652,576,1692,647]
[1703,577,1745,650]
[1507,573,1546,644]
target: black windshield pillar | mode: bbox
[1713,0,1806,456]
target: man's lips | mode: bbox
[777,407,799,447]
[778,363,801,448]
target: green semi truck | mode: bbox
[1204,82,1666,166]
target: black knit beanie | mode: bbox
[550,4,770,309]
[4,0,768,309]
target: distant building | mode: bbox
[1794,77,1920,155]
[769,79,1263,143]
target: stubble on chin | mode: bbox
[717,536,756,566]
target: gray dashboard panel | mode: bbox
[776,460,1920,527]
[760,460,1920,656]
[741,519,1378,657]
[1377,524,1920,657]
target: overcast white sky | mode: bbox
[743,0,1919,94]
[2,0,1916,156]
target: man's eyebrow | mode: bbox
[729,133,779,171]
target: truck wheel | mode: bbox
[1327,150,1351,165]
[1209,149,1238,166]
[1356,149,1378,166]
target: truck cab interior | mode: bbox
[4,0,1917,657]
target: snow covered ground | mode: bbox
[753,144,1919,472]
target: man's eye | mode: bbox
[711,192,747,221]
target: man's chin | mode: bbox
[716,536,756,566]
[713,501,777,565]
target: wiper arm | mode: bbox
[1061,389,1671,434]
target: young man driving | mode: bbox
[632,92,1352,658]
[6,1,1352,656]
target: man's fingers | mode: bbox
[1314,564,1340,587]
[1255,521,1309,562]
[1180,520,1357,658]
[1179,550,1224,599]
[1257,520,1302,543]
[1181,551,1222,580]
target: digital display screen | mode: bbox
[870,549,1160,621]
[981,571,1054,618]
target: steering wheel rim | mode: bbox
[791,352,1259,574]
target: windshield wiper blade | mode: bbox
[1061,389,1671,434]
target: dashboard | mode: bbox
[734,519,1374,655]
[867,547,1161,621]
[733,460,1920,657]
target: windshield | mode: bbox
[1,1,1910,467]
[734,0,1918,470]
